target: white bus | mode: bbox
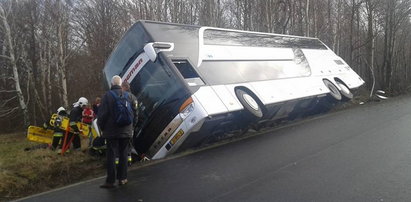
[103,21,364,160]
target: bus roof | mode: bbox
[139,21,327,66]
[140,20,322,41]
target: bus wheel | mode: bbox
[335,80,353,101]
[323,79,342,101]
[235,88,264,118]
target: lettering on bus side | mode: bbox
[124,58,143,83]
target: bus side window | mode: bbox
[173,60,205,86]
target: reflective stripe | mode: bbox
[92,146,106,150]
[53,133,63,137]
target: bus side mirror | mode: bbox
[144,42,174,62]
[144,43,157,62]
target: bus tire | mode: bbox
[235,88,264,118]
[323,79,342,101]
[335,80,353,101]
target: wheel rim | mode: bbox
[336,82,351,96]
[242,94,259,111]
[329,84,339,95]
[324,80,342,100]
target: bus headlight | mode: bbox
[179,97,194,120]
[180,103,194,120]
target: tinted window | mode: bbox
[103,24,150,87]
[130,59,184,122]
[144,22,200,67]
[174,60,199,79]
[204,29,327,49]
[197,47,311,85]
[199,61,310,85]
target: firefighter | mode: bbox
[68,97,88,150]
[43,107,68,150]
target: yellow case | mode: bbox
[49,113,96,138]
[49,113,70,129]
[27,126,53,144]
[77,122,98,139]
[28,114,99,144]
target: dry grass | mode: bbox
[0,132,105,201]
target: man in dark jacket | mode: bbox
[121,81,138,165]
[98,75,137,188]
[68,97,88,150]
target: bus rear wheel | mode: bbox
[235,88,264,118]
[323,79,342,101]
[335,80,353,101]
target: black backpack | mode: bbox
[109,90,133,126]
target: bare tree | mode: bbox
[0,3,29,126]
[1,0,411,131]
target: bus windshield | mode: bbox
[129,54,190,153]
[103,22,191,154]
[103,24,150,87]
[130,57,184,126]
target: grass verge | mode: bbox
[0,132,105,201]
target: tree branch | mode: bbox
[0,54,11,60]
[0,76,15,81]
[64,39,86,62]
[0,96,16,108]
[0,107,19,118]
[0,90,17,93]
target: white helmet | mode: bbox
[57,107,66,113]
[77,97,88,107]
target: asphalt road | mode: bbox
[18,95,411,202]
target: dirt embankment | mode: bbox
[0,132,105,201]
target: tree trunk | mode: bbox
[46,44,52,111]
[305,0,310,37]
[366,0,375,96]
[57,1,69,108]
[1,41,6,86]
[0,5,29,126]
[332,0,341,55]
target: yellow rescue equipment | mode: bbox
[27,126,54,144]
[27,113,99,144]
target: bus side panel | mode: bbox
[194,86,228,115]
[248,78,326,105]
[222,78,325,108]
[202,45,294,61]
[336,73,364,89]
[222,83,265,104]
[211,85,243,112]
[303,49,364,89]
[303,49,341,76]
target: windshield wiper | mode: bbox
[150,98,179,117]
[134,98,180,136]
